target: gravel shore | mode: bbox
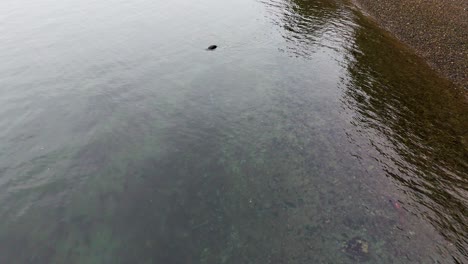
[353,0,468,90]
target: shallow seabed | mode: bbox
[0,0,467,263]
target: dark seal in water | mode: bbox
[207,45,217,50]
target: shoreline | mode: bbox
[351,0,468,91]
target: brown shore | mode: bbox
[352,0,468,90]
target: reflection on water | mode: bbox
[262,0,346,58]
[343,13,468,259]
[0,0,466,263]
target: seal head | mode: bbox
[207,45,217,50]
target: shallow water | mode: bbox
[0,0,467,263]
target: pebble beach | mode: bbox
[353,0,468,90]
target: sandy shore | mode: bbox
[353,0,468,90]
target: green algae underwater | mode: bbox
[0,0,466,263]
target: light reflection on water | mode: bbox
[0,0,466,263]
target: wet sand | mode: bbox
[352,0,468,90]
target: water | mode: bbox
[0,0,467,263]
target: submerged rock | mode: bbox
[343,236,370,261]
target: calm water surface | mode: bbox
[0,0,467,263]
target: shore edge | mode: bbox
[350,0,467,91]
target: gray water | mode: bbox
[1,0,467,263]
